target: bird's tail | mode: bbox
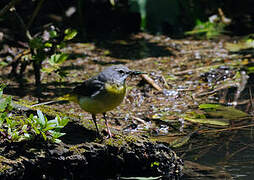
[31,94,78,107]
[56,94,78,103]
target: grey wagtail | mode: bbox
[32,65,143,137]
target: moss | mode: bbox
[80,117,94,128]
[0,156,11,173]
[0,164,10,173]
[105,137,124,147]
[69,145,86,154]
[122,134,138,143]
[15,99,80,120]
[104,134,138,148]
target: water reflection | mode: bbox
[182,130,254,179]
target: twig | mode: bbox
[13,9,32,40]
[198,123,254,134]
[194,82,238,98]
[225,145,249,161]
[218,8,231,25]
[26,0,45,30]
[13,50,31,62]
[236,99,252,105]
[249,87,254,111]
[132,116,147,125]
[141,74,162,91]
[161,75,170,89]
[31,100,59,107]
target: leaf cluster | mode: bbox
[0,86,69,143]
[184,104,249,127]
[185,19,226,39]
[30,27,77,78]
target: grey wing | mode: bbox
[72,77,105,97]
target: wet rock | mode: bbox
[0,136,183,179]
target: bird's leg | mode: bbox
[92,114,100,135]
[103,113,112,138]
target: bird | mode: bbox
[31,65,143,137]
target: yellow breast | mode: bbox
[78,83,126,114]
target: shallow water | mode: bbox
[184,130,254,179]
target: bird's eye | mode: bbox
[118,69,125,74]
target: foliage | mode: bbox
[247,65,254,74]
[129,0,179,32]
[185,19,226,39]
[199,104,248,119]
[129,0,147,31]
[1,1,76,96]
[0,86,69,143]
[30,27,77,78]
[184,104,249,126]
[6,25,77,96]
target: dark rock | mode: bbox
[0,136,183,179]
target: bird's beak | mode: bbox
[130,70,146,76]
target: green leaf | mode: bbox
[37,110,46,127]
[23,133,31,139]
[56,53,69,64]
[32,125,40,134]
[0,84,6,97]
[57,42,66,49]
[247,66,254,73]
[44,42,53,48]
[49,53,69,65]
[0,99,8,112]
[41,131,47,141]
[0,112,7,127]
[46,119,58,129]
[184,116,229,126]
[150,161,160,167]
[51,131,65,139]
[130,0,147,30]
[5,96,13,111]
[53,138,62,144]
[21,124,28,132]
[199,104,221,109]
[42,126,56,132]
[49,30,58,38]
[64,29,77,41]
[56,115,69,127]
[0,96,12,112]
[185,19,226,39]
[42,66,58,73]
[47,119,58,125]
[0,61,8,67]
[199,104,248,119]
[29,38,44,49]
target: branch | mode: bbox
[26,0,45,30]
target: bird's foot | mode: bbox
[102,129,113,139]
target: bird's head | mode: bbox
[99,65,144,85]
